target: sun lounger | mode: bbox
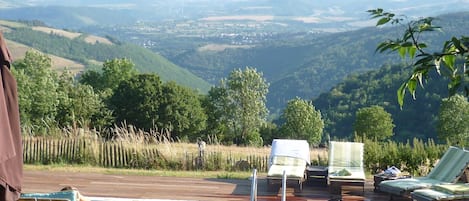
[266,139,310,192]
[20,190,78,201]
[267,155,308,179]
[411,183,469,201]
[19,199,70,201]
[379,146,469,198]
[327,141,366,195]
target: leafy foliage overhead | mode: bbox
[368,8,469,108]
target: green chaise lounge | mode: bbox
[20,189,78,201]
[327,141,366,194]
[379,146,469,199]
[411,183,469,201]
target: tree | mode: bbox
[353,105,395,141]
[56,71,112,129]
[368,9,469,108]
[437,94,469,146]
[202,86,231,143]
[80,58,138,93]
[213,67,269,145]
[259,122,279,146]
[280,97,324,146]
[109,73,163,131]
[158,81,207,141]
[12,50,60,134]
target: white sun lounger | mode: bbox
[266,139,310,192]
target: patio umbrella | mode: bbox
[0,31,23,201]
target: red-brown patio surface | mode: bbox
[23,170,410,201]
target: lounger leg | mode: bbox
[266,179,280,193]
[329,182,342,195]
[294,181,303,193]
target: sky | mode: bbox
[1,0,468,29]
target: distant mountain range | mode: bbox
[1,0,469,29]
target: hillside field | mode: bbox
[6,39,85,74]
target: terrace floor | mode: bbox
[254,178,411,201]
[23,169,413,201]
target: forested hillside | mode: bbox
[314,63,449,142]
[0,22,211,92]
[0,6,138,29]
[170,12,469,113]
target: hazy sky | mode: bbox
[1,0,468,29]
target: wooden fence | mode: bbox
[22,137,269,172]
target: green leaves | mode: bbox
[158,81,207,140]
[409,46,417,59]
[280,97,324,145]
[437,95,469,147]
[398,47,407,59]
[353,105,395,141]
[367,9,399,26]
[370,8,469,108]
[377,17,391,26]
[109,73,163,131]
[442,55,456,70]
[13,50,60,132]
[13,50,109,134]
[210,67,269,145]
[397,82,407,109]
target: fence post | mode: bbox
[197,139,205,169]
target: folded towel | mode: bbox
[384,166,401,176]
[336,168,352,176]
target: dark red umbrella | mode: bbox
[0,31,23,201]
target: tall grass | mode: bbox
[22,125,447,176]
[22,125,327,172]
